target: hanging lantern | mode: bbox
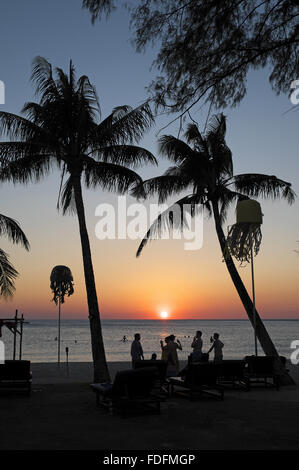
[50,265,74,304]
[225,199,263,263]
[225,199,263,356]
[50,265,74,364]
[236,199,263,224]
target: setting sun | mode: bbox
[160,311,169,319]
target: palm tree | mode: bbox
[0,213,29,297]
[133,114,295,384]
[0,57,156,382]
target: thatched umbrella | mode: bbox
[225,199,263,356]
[50,265,74,363]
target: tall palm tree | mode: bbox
[133,114,295,384]
[0,213,29,297]
[0,57,156,382]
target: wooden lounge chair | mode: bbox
[167,363,224,401]
[91,367,161,417]
[134,360,168,394]
[244,356,280,390]
[0,360,32,395]
[188,352,209,364]
[215,360,248,390]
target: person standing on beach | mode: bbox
[131,333,144,368]
[160,336,171,361]
[191,330,203,362]
[167,334,182,373]
[208,333,224,363]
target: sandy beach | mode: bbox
[0,361,298,450]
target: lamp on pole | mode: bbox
[50,265,74,364]
[226,199,263,356]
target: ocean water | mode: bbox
[1,319,299,363]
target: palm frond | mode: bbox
[83,156,143,193]
[60,175,77,215]
[31,56,59,104]
[184,124,207,151]
[158,135,194,163]
[131,174,191,203]
[77,74,101,117]
[21,103,57,136]
[0,154,53,184]
[90,144,157,168]
[0,214,29,250]
[0,248,18,299]
[205,117,233,179]
[0,111,46,141]
[205,113,227,140]
[136,194,203,257]
[233,174,296,204]
[96,102,154,146]
[0,141,48,162]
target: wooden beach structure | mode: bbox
[0,309,27,360]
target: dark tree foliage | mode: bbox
[83,0,299,114]
[0,214,29,298]
[82,0,115,22]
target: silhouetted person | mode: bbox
[160,336,170,361]
[131,333,144,368]
[122,335,127,342]
[160,336,175,376]
[168,334,182,373]
[208,333,224,363]
[191,330,203,362]
[151,353,157,360]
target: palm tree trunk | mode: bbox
[73,173,110,383]
[211,200,294,385]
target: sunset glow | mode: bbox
[160,311,169,319]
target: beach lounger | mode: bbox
[0,360,32,395]
[91,367,161,417]
[188,352,209,364]
[244,356,280,390]
[134,360,168,394]
[216,360,248,390]
[167,363,224,401]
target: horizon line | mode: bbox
[24,317,299,321]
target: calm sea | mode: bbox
[1,319,299,363]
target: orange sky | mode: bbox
[0,183,298,320]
